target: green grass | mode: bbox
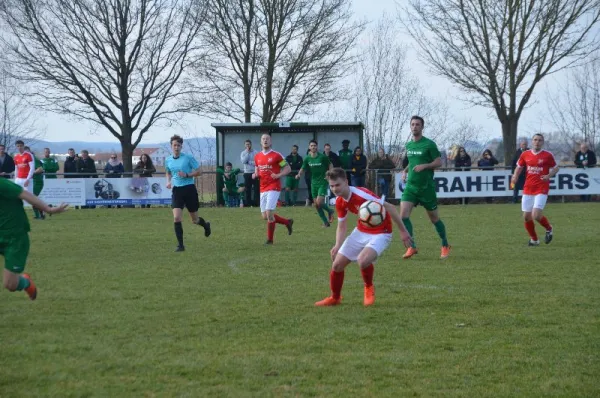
[1,203,599,397]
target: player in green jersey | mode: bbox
[217,162,244,207]
[296,140,334,226]
[400,116,451,260]
[40,148,60,178]
[0,178,68,300]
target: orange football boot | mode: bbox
[402,247,418,259]
[22,274,37,301]
[315,296,342,306]
[363,285,375,306]
[440,246,452,259]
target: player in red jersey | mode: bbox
[511,134,559,246]
[315,168,412,307]
[253,134,293,244]
[13,140,35,193]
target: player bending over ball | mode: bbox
[511,133,558,246]
[315,168,412,307]
[1,178,68,300]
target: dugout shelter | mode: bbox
[212,122,364,206]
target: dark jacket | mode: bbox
[104,162,124,178]
[368,155,396,181]
[0,153,15,178]
[325,151,341,168]
[134,161,156,177]
[285,153,303,176]
[64,156,79,176]
[77,157,98,178]
[454,155,472,171]
[574,150,597,168]
[478,155,499,170]
[350,154,367,176]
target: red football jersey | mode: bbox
[336,186,393,235]
[14,152,34,179]
[517,149,557,195]
[254,149,287,192]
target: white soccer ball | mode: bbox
[358,200,386,227]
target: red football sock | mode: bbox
[267,221,276,241]
[524,220,538,241]
[330,270,345,299]
[361,264,374,287]
[538,216,552,231]
[273,214,289,225]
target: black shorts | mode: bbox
[171,184,200,212]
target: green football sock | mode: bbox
[322,200,333,215]
[402,217,416,248]
[223,191,230,207]
[291,191,297,204]
[317,207,328,224]
[16,276,30,291]
[434,219,449,247]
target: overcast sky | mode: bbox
[39,0,563,143]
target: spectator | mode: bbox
[134,154,156,208]
[478,149,499,203]
[64,148,79,178]
[323,143,341,167]
[77,150,97,208]
[285,145,303,206]
[350,146,367,187]
[217,162,245,208]
[240,139,259,207]
[103,153,124,208]
[339,139,353,185]
[40,148,59,178]
[304,147,313,206]
[477,149,499,170]
[575,142,597,202]
[0,144,15,179]
[511,140,529,203]
[134,154,156,177]
[368,147,396,196]
[454,146,472,204]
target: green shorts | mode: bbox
[401,183,438,211]
[0,233,30,273]
[286,176,299,190]
[311,182,328,198]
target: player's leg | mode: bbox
[356,232,393,306]
[261,192,276,244]
[421,188,450,259]
[268,191,292,233]
[237,186,246,207]
[222,187,230,207]
[400,187,418,257]
[317,184,334,222]
[171,187,187,251]
[532,195,552,243]
[284,177,294,205]
[187,185,211,237]
[291,178,299,205]
[521,195,539,245]
[312,182,329,226]
[1,234,37,300]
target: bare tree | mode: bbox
[547,57,600,152]
[0,66,45,152]
[401,0,600,165]
[193,0,363,123]
[444,119,487,161]
[0,0,206,171]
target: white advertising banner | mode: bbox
[36,177,172,206]
[394,168,600,198]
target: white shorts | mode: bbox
[260,191,280,213]
[14,178,33,193]
[338,228,393,262]
[522,194,548,212]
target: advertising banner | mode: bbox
[394,168,600,198]
[38,178,86,206]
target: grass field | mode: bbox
[1,203,599,397]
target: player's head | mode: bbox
[261,134,271,150]
[291,144,298,154]
[44,147,51,157]
[410,116,424,137]
[171,135,184,155]
[15,140,25,153]
[532,133,544,151]
[225,161,232,171]
[0,144,5,155]
[245,139,252,150]
[309,140,318,153]
[324,143,332,154]
[519,139,528,150]
[326,167,349,197]
[342,139,350,149]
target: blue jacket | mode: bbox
[104,162,124,178]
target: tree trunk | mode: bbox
[501,116,518,166]
[121,141,134,174]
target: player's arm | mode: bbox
[26,158,35,179]
[278,163,291,178]
[296,158,308,179]
[166,167,172,189]
[383,202,413,248]
[511,166,523,186]
[19,189,68,214]
[542,165,560,181]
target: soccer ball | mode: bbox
[358,200,386,227]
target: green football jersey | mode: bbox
[33,157,44,189]
[41,156,60,178]
[302,153,331,185]
[0,178,30,237]
[338,148,353,169]
[405,136,441,188]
